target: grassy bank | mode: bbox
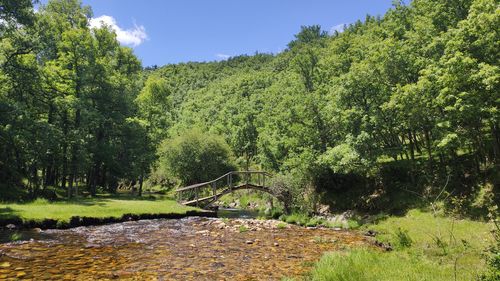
[0,196,198,224]
[291,209,493,281]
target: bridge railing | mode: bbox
[175,171,272,206]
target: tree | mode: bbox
[287,25,328,49]
[158,129,236,186]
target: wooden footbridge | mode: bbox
[175,171,275,207]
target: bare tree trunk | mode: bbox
[61,112,68,192]
[138,171,144,197]
[424,129,433,173]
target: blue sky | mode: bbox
[43,1,395,66]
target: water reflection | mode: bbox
[0,229,55,244]
[217,208,259,219]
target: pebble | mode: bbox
[245,240,253,244]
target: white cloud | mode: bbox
[330,23,346,34]
[89,15,147,47]
[215,53,231,60]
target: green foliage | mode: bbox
[394,227,413,249]
[0,0,149,198]
[283,213,310,226]
[287,25,328,49]
[238,225,248,233]
[481,212,500,280]
[158,129,236,186]
[276,222,287,229]
[346,219,360,229]
[1,0,498,224]
[8,232,22,242]
[317,143,370,175]
[306,217,326,227]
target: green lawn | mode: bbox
[0,196,197,223]
[301,209,493,281]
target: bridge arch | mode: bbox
[200,183,279,207]
[175,171,281,208]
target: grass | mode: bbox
[278,213,359,229]
[277,222,288,229]
[309,249,459,281]
[0,196,198,223]
[218,190,273,209]
[238,225,249,233]
[296,209,494,281]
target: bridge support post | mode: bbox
[195,186,199,207]
[212,182,216,200]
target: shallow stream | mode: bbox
[0,215,371,280]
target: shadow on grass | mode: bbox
[50,193,175,207]
[0,207,21,221]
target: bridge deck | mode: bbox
[182,183,271,206]
[175,171,274,208]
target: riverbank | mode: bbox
[290,209,493,281]
[0,197,214,230]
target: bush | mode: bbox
[276,222,287,229]
[481,215,500,280]
[394,227,413,249]
[269,172,308,214]
[283,213,309,226]
[306,217,325,227]
[157,129,236,186]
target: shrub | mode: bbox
[394,227,413,249]
[283,213,309,226]
[347,219,360,229]
[157,129,236,186]
[481,214,500,280]
[306,217,325,227]
[277,222,287,229]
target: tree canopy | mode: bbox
[0,0,498,205]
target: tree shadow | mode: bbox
[0,207,21,220]
[54,193,163,206]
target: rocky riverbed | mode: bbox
[0,217,373,280]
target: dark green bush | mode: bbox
[158,129,236,186]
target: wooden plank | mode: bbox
[182,183,273,206]
[183,194,217,205]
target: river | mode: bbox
[0,214,371,280]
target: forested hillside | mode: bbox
[144,0,499,213]
[1,0,498,214]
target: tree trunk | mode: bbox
[493,123,500,163]
[138,171,144,197]
[424,129,433,173]
[61,111,68,191]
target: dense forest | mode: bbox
[1,0,498,214]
